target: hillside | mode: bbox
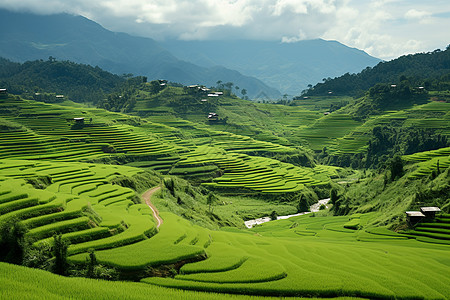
[0,58,124,103]
[0,9,280,99]
[1,52,450,299]
[304,45,450,97]
[162,39,381,96]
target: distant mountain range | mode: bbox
[162,39,381,95]
[0,9,380,99]
[0,9,279,99]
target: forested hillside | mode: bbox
[0,58,124,103]
[304,45,450,97]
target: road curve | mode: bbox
[142,186,163,229]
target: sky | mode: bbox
[1,0,449,60]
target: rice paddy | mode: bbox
[142,213,450,299]
[1,92,450,299]
[0,159,157,257]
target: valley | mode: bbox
[0,10,449,298]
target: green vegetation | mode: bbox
[1,48,450,300]
[304,45,450,97]
[0,58,124,103]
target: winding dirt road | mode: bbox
[142,186,163,229]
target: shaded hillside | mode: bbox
[0,9,280,99]
[162,39,380,96]
[304,45,450,97]
[0,58,124,102]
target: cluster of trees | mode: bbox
[323,126,448,170]
[0,57,124,103]
[97,76,149,113]
[302,45,450,97]
[216,80,248,99]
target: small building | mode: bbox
[0,88,7,98]
[73,117,85,124]
[201,99,208,102]
[323,112,330,116]
[214,92,224,96]
[208,112,218,121]
[406,211,425,226]
[56,95,64,99]
[420,207,441,219]
[207,93,219,97]
[391,84,397,88]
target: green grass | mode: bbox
[2,262,329,300]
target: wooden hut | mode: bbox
[0,88,7,99]
[73,117,85,124]
[405,211,425,226]
[420,207,441,219]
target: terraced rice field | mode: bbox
[403,214,450,245]
[1,261,306,300]
[1,96,336,195]
[404,147,450,178]
[0,159,159,257]
[173,145,338,193]
[335,101,450,154]
[0,97,179,161]
[142,213,450,299]
[3,162,448,299]
[298,113,362,151]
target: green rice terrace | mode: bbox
[1,81,450,300]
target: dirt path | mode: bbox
[142,186,163,229]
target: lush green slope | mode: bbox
[305,45,450,97]
[0,58,124,103]
[1,53,450,300]
[2,262,321,300]
[143,212,450,299]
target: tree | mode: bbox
[206,192,217,212]
[224,82,234,91]
[390,155,404,181]
[241,88,248,100]
[330,188,339,204]
[53,234,68,275]
[297,194,309,213]
[270,210,278,220]
[1,220,27,264]
[87,249,97,278]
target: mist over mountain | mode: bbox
[161,39,381,96]
[0,9,280,99]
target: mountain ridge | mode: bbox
[0,9,280,99]
[161,39,381,95]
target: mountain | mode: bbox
[305,46,450,97]
[161,39,381,96]
[0,9,280,99]
[0,57,124,103]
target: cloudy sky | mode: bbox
[1,0,449,59]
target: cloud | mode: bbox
[405,9,432,20]
[0,0,449,59]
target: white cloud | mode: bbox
[405,9,432,20]
[0,0,449,59]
